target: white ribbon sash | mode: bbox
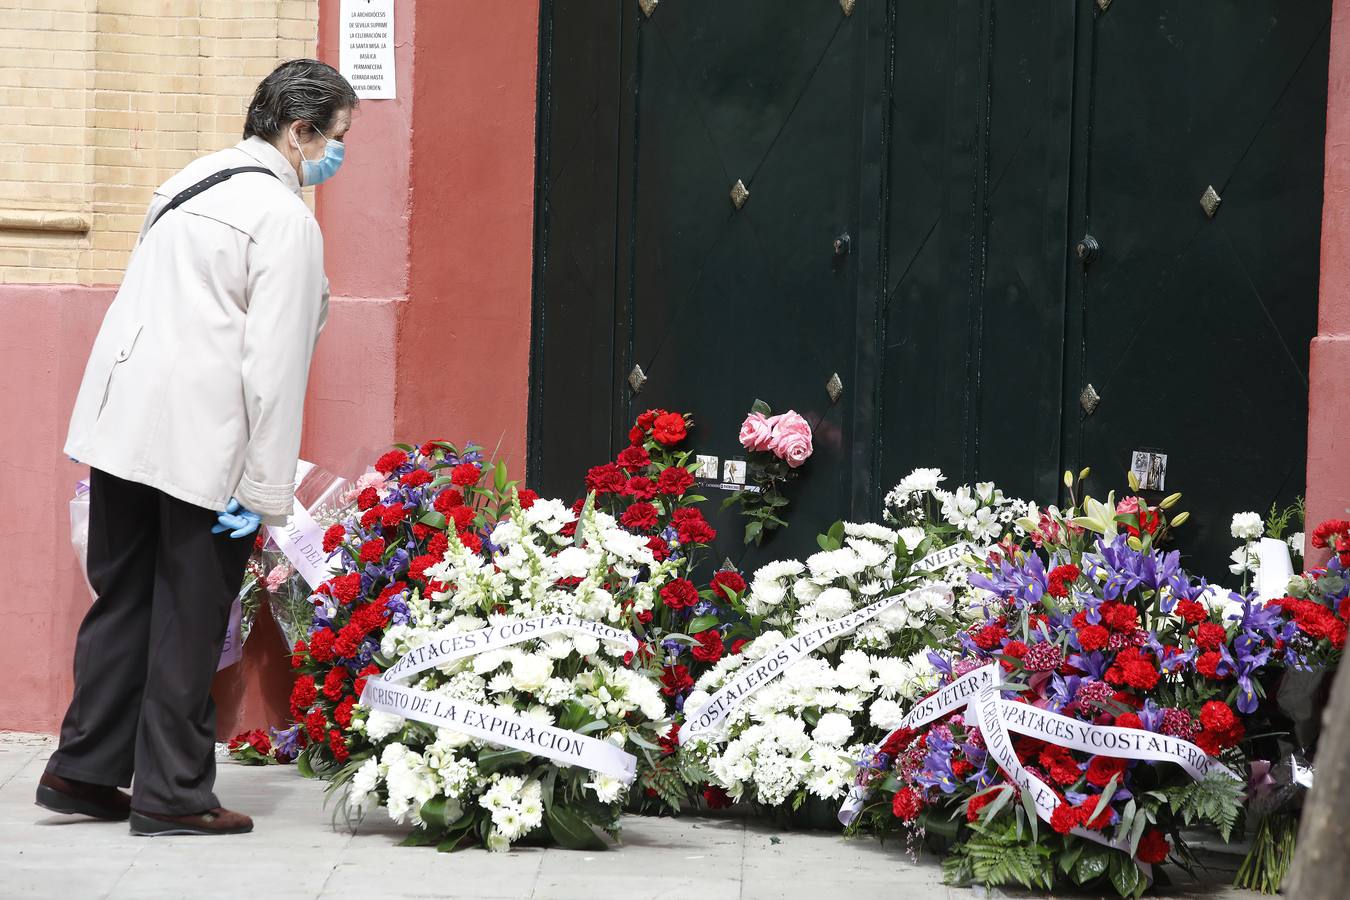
[268,461,334,590]
[839,662,1239,859]
[680,543,973,745]
[360,677,636,781]
[385,614,638,684]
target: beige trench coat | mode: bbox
[65,136,329,524]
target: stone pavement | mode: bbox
[1,732,1260,899]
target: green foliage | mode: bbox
[639,756,692,813]
[940,820,1055,891]
[545,805,608,851]
[1264,498,1305,541]
[1151,678,1222,712]
[1169,772,1244,841]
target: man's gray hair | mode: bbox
[244,59,358,141]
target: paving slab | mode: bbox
[0,732,1264,899]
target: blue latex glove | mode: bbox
[212,498,261,539]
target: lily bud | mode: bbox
[1127,536,1144,551]
[1160,492,1182,509]
[1078,467,1091,481]
[1127,470,1140,491]
[1171,511,1190,527]
[1063,470,1074,488]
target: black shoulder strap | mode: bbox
[149,166,279,231]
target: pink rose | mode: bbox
[739,412,775,452]
[768,410,813,468]
[1116,496,1141,516]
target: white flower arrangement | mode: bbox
[340,496,675,852]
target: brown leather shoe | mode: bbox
[35,772,131,821]
[129,806,253,836]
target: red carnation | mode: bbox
[1085,755,1128,788]
[517,488,538,509]
[1002,640,1030,659]
[891,787,925,822]
[710,570,747,601]
[623,476,657,500]
[1199,700,1239,733]
[1137,829,1171,864]
[419,439,446,457]
[1114,712,1144,730]
[730,638,749,655]
[289,675,317,718]
[427,532,449,557]
[1039,745,1081,786]
[450,463,482,487]
[1105,648,1159,690]
[647,536,671,562]
[1077,624,1109,652]
[1050,802,1084,834]
[359,538,386,564]
[329,573,363,605]
[322,524,347,554]
[304,709,327,743]
[656,466,695,496]
[966,791,997,822]
[692,629,724,663]
[354,663,381,696]
[323,666,348,700]
[1195,650,1225,680]
[290,639,307,669]
[703,785,733,809]
[1101,602,1139,633]
[333,696,356,728]
[1080,799,1113,831]
[357,487,380,511]
[359,507,380,530]
[447,505,476,533]
[972,623,1007,651]
[408,553,439,584]
[659,664,694,696]
[1047,564,1081,599]
[400,468,432,488]
[459,532,484,554]
[380,504,407,529]
[636,409,662,430]
[434,488,465,514]
[620,501,659,531]
[660,578,699,609]
[586,462,627,495]
[374,449,408,475]
[1311,519,1350,549]
[651,412,688,446]
[328,729,349,764]
[1192,622,1227,651]
[308,629,336,663]
[1175,598,1207,625]
[671,507,717,544]
[628,425,645,446]
[616,445,652,473]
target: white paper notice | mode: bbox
[340,0,396,99]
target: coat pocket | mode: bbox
[97,322,144,419]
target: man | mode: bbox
[36,59,357,836]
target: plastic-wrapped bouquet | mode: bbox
[340,495,675,852]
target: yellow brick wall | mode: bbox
[0,0,319,285]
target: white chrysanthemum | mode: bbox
[1231,511,1264,540]
[585,774,627,804]
[1288,532,1305,558]
[347,757,380,812]
[812,586,855,619]
[844,522,899,543]
[1229,544,1259,576]
[812,712,853,746]
[898,526,926,551]
[806,548,865,582]
[894,467,946,495]
[848,538,893,570]
[869,697,905,729]
[510,654,553,692]
[365,710,406,741]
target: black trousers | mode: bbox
[46,468,255,815]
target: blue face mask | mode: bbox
[295,126,344,186]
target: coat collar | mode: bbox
[236,136,302,195]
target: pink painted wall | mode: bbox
[0,0,539,735]
[1308,0,1350,556]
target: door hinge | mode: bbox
[628,364,647,393]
